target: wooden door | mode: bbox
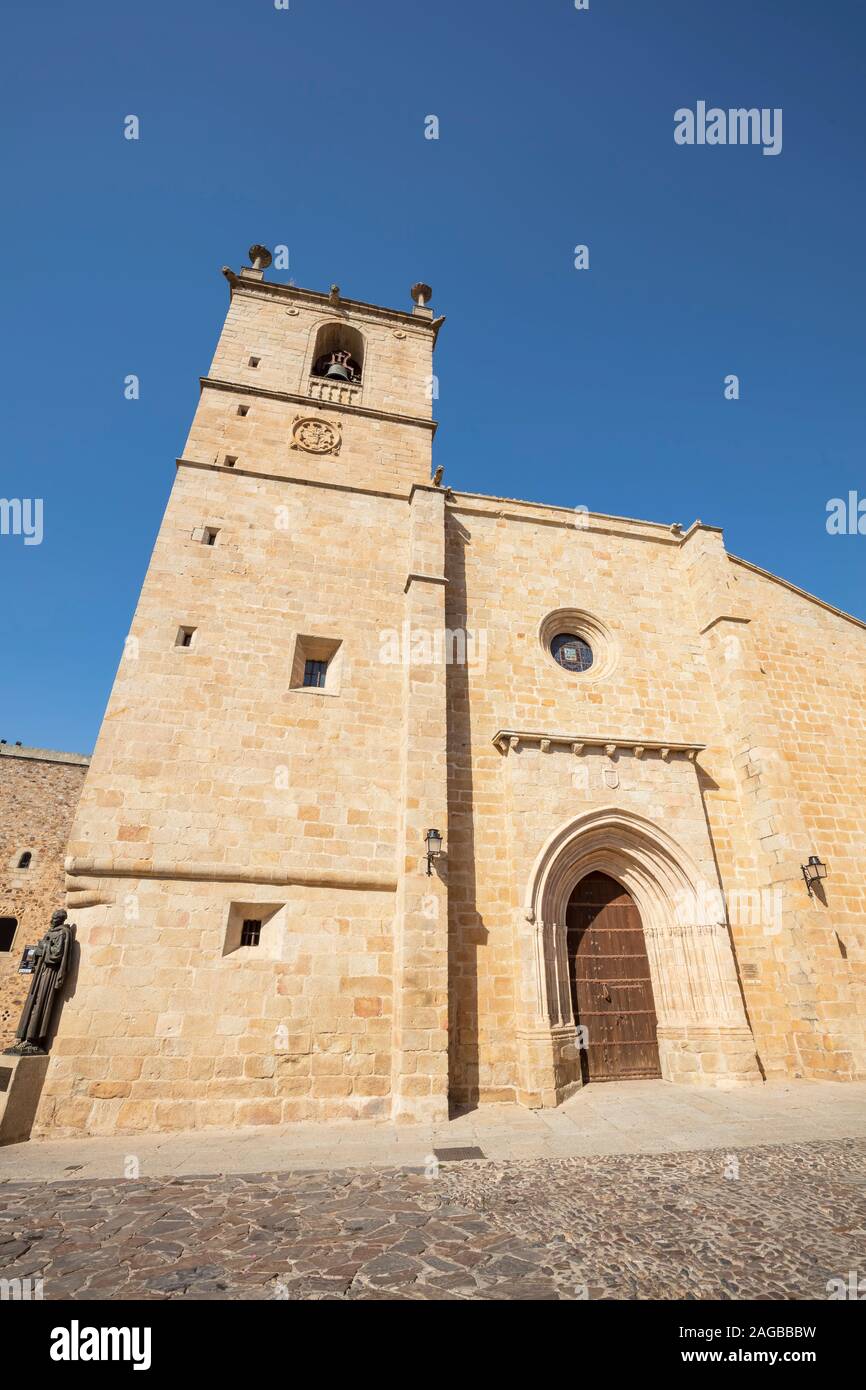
[566,871,661,1081]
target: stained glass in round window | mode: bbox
[551,632,593,672]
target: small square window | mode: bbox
[240,919,262,947]
[303,659,328,688]
[222,902,283,958]
[202,527,219,547]
[248,356,260,368]
[224,455,238,468]
[290,635,343,695]
[176,626,196,648]
[237,404,249,417]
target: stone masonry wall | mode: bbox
[0,747,89,1047]
[35,273,443,1135]
[445,502,730,1103]
[723,559,866,1077]
[446,500,866,1103]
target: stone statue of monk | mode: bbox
[4,909,74,1055]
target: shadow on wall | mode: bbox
[445,515,488,1111]
[695,764,767,1082]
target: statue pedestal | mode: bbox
[0,1054,50,1145]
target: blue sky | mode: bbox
[1,0,864,753]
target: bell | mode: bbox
[325,360,351,381]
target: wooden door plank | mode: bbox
[566,870,661,1081]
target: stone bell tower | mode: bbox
[37,247,451,1136]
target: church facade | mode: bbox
[35,250,866,1136]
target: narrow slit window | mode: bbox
[248,356,260,368]
[176,626,196,648]
[202,528,219,547]
[237,404,249,417]
[241,919,262,947]
[224,455,238,468]
[17,851,32,869]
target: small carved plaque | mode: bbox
[291,416,342,456]
[18,946,37,974]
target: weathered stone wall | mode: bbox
[43,881,395,1134]
[0,747,89,1048]
[445,504,749,1104]
[445,504,866,1104]
[186,281,435,496]
[39,466,414,1131]
[714,557,866,1078]
[35,274,446,1135]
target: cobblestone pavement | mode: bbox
[1,1139,863,1300]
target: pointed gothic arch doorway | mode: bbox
[566,871,661,1082]
[517,806,762,1106]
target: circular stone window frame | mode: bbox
[538,608,618,684]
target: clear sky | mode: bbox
[1,0,864,753]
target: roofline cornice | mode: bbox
[447,490,721,535]
[729,554,866,634]
[0,745,90,766]
[225,272,438,332]
[447,493,695,544]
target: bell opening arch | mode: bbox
[307,320,365,384]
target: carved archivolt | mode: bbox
[520,806,750,1036]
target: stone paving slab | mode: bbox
[0,1139,863,1300]
[2,1080,865,1183]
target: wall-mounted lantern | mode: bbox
[425,827,444,876]
[802,855,828,895]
